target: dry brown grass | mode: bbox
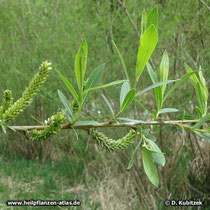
[1,127,209,209]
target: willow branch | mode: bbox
[8,119,210,132]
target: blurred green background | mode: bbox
[0,0,209,209]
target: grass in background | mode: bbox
[0,129,209,209]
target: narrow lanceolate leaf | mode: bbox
[141,9,147,34]
[159,108,179,114]
[142,129,156,142]
[142,147,159,187]
[127,138,142,170]
[112,41,129,81]
[61,109,72,123]
[144,139,165,166]
[185,64,208,106]
[163,70,201,103]
[56,70,79,103]
[75,39,88,92]
[147,62,158,84]
[154,86,162,112]
[83,64,105,102]
[57,90,73,119]
[159,51,169,95]
[1,125,6,134]
[178,114,197,120]
[136,25,158,83]
[194,131,210,143]
[198,71,208,101]
[193,114,210,129]
[184,64,199,88]
[85,64,105,90]
[142,111,149,121]
[101,94,115,117]
[195,83,205,114]
[146,6,158,30]
[120,82,130,107]
[121,89,136,111]
[83,80,127,94]
[196,80,208,105]
[136,80,176,97]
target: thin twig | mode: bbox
[8,119,210,132]
[117,0,140,38]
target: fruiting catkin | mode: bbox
[2,61,52,122]
[29,112,65,141]
[90,129,137,151]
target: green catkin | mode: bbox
[0,90,13,118]
[90,129,137,151]
[29,112,65,141]
[2,61,52,122]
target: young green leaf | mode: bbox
[127,138,142,170]
[136,25,158,83]
[83,80,127,94]
[146,6,158,30]
[101,94,115,117]
[141,9,147,34]
[142,111,149,121]
[178,114,197,120]
[55,70,79,103]
[75,39,88,92]
[195,106,202,118]
[193,114,210,129]
[163,70,201,103]
[159,50,169,95]
[147,62,158,84]
[185,64,208,105]
[85,64,105,90]
[112,41,129,81]
[121,89,136,111]
[83,64,105,102]
[7,126,17,132]
[136,80,177,97]
[195,83,205,114]
[194,131,210,143]
[1,125,6,134]
[195,82,207,110]
[142,147,159,187]
[120,82,130,107]
[134,99,149,111]
[184,64,199,88]
[159,108,179,114]
[61,109,72,123]
[144,138,165,166]
[142,129,156,142]
[154,86,162,112]
[198,71,208,101]
[57,90,73,119]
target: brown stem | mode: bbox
[7,119,210,132]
